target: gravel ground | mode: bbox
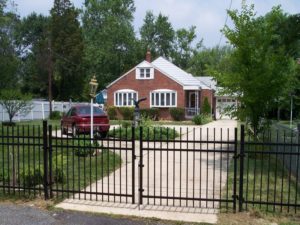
[0,203,190,225]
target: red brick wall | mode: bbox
[200,89,214,113]
[107,68,185,119]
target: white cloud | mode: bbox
[13,0,300,47]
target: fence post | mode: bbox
[138,126,144,205]
[132,127,135,204]
[42,103,45,120]
[233,127,238,212]
[43,120,49,200]
[239,125,245,212]
[48,124,53,198]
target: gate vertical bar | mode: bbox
[43,120,49,200]
[132,127,135,204]
[48,125,53,199]
[239,125,245,212]
[139,127,143,205]
[233,128,238,212]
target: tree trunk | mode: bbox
[277,106,281,121]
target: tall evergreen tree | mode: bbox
[50,0,84,100]
[83,0,139,90]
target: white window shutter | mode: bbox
[136,68,140,79]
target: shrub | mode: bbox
[192,114,212,125]
[140,108,159,120]
[2,121,16,126]
[18,168,43,187]
[202,97,211,115]
[109,126,179,140]
[118,107,134,120]
[49,111,61,120]
[169,108,185,121]
[52,154,67,183]
[73,140,100,157]
[107,106,117,120]
[121,120,132,128]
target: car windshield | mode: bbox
[77,106,104,116]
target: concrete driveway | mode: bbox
[56,119,237,224]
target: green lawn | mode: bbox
[223,124,300,213]
[0,122,122,200]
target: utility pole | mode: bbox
[48,38,53,115]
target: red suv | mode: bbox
[61,105,110,137]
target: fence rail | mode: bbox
[0,122,299,213]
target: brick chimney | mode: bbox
[146,50,151,62]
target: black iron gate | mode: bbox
[138,126,238,211]
[1,121,300,213]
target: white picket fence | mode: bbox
[0,100,85,122]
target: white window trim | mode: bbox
[114,89,138,107]
[150,89,177,108]
[136,67,154,80]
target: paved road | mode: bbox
[0,203,184,225]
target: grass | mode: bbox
[222,124,300,214]
[0,121,122,200]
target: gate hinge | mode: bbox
[138,164,144,168]
[138,188,144,192]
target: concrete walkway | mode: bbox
[56,120,237,224]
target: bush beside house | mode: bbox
[169,108,185,121]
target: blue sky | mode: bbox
[12,0,300,47]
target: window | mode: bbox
[150,89,177,107]
[114,89,138,107]
[136,67,154,79]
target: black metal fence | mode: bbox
[241,125,300,213]
[0,121,299,214]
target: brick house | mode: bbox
[106,52,217,120]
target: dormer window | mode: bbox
[136,67,154,79]
[140,68,151,78]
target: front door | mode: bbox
[189,92,196,108]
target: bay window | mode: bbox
[150,89,177,107]
[114,89,138,107]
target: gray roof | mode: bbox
[194,76,217,90]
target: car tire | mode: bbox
[72,125,78,137]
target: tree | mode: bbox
[188,45,232,76]
[0,0,20,89]
[172,26,198,70]
[50,0,84,100]
[0,89,32,124]
[214,4,296,135]
[15,13,50,97]
[83,0,139,91]
[140,11,175,58]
